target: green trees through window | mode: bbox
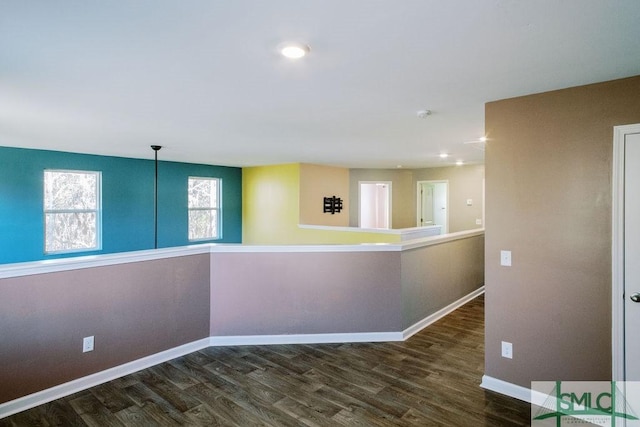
[43,170,101,253]
[188,177,221,240]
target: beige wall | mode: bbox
[485,75,640,388]
[299,163,349,226]
[348,168,416,229]
[0,254,210,404]
[349,165,484,232]
[414,165,485,232]
[401,234,484,329]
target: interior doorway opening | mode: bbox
[417,180,448,233]
[359,181,391,229]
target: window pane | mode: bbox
[188,178,218,208]
[188,209,218,240]
[44,171,97,210]
[45,212,97,252]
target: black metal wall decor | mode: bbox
[323,196,343,214]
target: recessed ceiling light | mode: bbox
[439,153,449,159]
[279,43,310,59]
[456,160,464,166]
[479,136,487,142]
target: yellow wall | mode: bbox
[243,163,399,244]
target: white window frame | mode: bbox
[43,169,102,254]
[188,176,222,241]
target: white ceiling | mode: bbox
[2,1,640,169]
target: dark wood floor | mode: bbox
[1,295,531,426]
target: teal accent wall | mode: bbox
[0,146,242,264]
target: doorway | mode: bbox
[417,181,448,233]
[613,123,640,382]
[359,181,391,229]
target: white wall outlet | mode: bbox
[501,341,513,359]
[83,336,94,353]
[476,219,482,225]
[500,250,512,267]
[466,199,473,206]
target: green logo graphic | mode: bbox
[532,381,639,426]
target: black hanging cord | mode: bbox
[151,145,162,249]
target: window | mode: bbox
[188,177,221,241]
[44,170,101,254]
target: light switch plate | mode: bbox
[83,336,94,353]
[500,250,512,267]
[501,341,513,359]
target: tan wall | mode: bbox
[414,165,485,232]
[485,75,640,388]
[401,234,484,329]
[299,163,349,226]
[0,254,210,404]
[349,165,485,231]
[348,169,415,228]
[211,251,402,336]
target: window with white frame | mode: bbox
[188,177,221,241]
[44,170,101,254]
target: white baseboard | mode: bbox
[480,375,538,403]
[0,338,210,420]
[402,286,485,340]
[209,331,403,346]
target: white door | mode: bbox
[359,182,391,229]
[418,184,434,226]
[417,181,448,232]
[432,182,448,233]
[625,132,640,380]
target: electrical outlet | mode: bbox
[501,341,513,359]
[466,199,473,206]
[500,250,512,267]
[83,336,94,353]
[476,219,482,225]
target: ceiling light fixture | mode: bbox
[279,42,310,59]
[456,160,464,166]
[417,110,432,119]
[439,153,449,159]
[479,136,487,142]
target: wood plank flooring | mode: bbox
[0,295,531,426]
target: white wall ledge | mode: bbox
[0,229,484,279]
[297,223,442,235]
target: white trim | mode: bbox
[209,332,403,347]
[0,229,486,279]
[400,229,484,250]
[0,338,210,419]
[297,223,442,239]
[0,245,211,279]
[612,123,640,382]
[403,286,485,339]
[480,375,541,403]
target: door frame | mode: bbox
[416,180,449,232]
[612,123,640,381]
[358,181,392,229]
